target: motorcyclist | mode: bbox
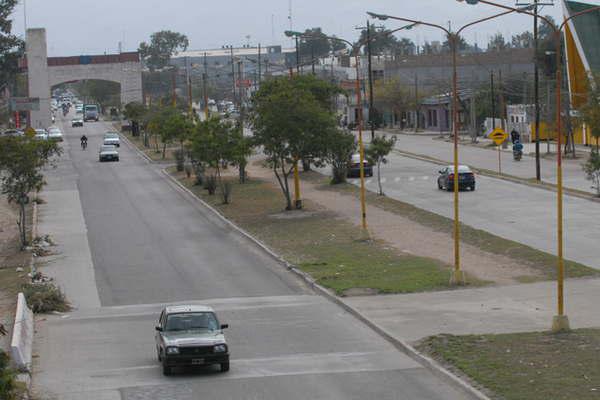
[513,139,524,161]
[80,134,88,149]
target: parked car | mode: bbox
[103,132,120,147]
[347,153,373,178]
[72,117,84,127]
[99,145,119,162]
[47,127,64,142]
[437,165,476,191]
[155,305,230,376]
[34,129,48,140]
[1,129,24,137]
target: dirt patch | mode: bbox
[247,163,543,285]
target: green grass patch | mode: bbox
[417,329,600,400]
[169,167,482,295]
[304,172,598,281]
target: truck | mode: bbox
[83,104,99,122]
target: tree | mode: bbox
[138,30,189,72]
[357,25,414,56]
[322,129,356,184]
[298,28,332,64]
[0,0,23,89]
[251,76,338,210]
[190,118,239,203]
[230,126,254,184]
[72,80,120,107]
[0,136,62,247]
[583,151,600,196]
[487,33,509,52]
[373,78,411,128]
[160,108,192,158]
[511,31,534,48]
[442,34,470,53]
[580,74,600,151]
[366,135,397,195]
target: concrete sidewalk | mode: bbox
[344,277,600,342]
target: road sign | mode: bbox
[24,127,36,137]
[10,97,40,111]
[489,128,508,145]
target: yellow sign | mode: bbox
[24,127,36,138]
[489,128,508,145]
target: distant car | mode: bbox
[1,129,24,137]
[34,129,48,140]
[103,132,120,147]
[47,127,63,142]
[99,145,119,162]
[437,165,476,191]
[155,305,230,376]
[72,118,84,127]
[84,104,99,122]
[347,153,373,178]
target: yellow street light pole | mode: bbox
[368,7,518,285]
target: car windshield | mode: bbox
[165,312,219,332]
[104,133,118,138]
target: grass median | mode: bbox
[169,167,484,296]
[121,131,178,162]
[302,172,598,281]
[418,329,600,400]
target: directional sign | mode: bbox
[10,97,40,111]
[489,128,508,146]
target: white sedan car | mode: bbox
[99,145,119,162]
[47,127,64,142]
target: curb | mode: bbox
[161,168,491,400]
[392,148,600,204]
[118,131,153,164]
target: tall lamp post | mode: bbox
[459,0,600,333]
[286,24,415,231]
[368,7,525,284]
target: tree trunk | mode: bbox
[302,158,311,172]
[19,202,27,248]
[239,161,246,184]
[273,160,292,210]
[162,143,167,159]
[377,161,383,195]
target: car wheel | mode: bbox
[115,158,119,162]
[157,348,162,362]
[220,362,230,372]
[162,363,172,376]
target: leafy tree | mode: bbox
[0,0,23,90]
[72,80,120,107]
[251,76,337,210]
[322,129,356,184]
[511,31,534,48]
[373,78,410,127]
[357,25,415,56]
[161,108,192,158]
[487,33,509,52]
[0,136,62,247]
[442,34,470,53]
[230,127,254,184]
[190,118,238,203]
[583,151,600,197]
[580,74,600,152]
[298,28,331,63]
[366,135,397,195]
[138,30,189,72]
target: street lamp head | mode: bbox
[455,0,480,4]
[284,30,303,38]
[367,12,389,21]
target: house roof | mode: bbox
[421,89,473,106]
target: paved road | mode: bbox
[377,132,591,193]
[32,114,468,400]
[319,135,600,270]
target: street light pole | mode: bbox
[461,0,600,332]
[368,7,519,285]
[367,20,376,140]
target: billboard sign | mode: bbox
[10,97,40,111]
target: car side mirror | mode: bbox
[438,170,443,174]
[220,324,229,330]
[155,326,163,332]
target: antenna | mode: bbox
[271,14,275,44]
[288,0,293,31]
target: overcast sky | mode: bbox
[9,0,593,56]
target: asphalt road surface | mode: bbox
[32,114,468,400]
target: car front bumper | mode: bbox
[163,353,229,367]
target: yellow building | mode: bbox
[562,0,600,145]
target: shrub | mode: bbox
[22,283,70,313]
[0,350,24,399]
[184,164,192,179]
[204,175,217,195]
[192,161,205,186]
[174,149,185,172]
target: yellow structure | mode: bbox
[562,0,600,146]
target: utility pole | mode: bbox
[230,46,236,105]
[311,42,315,74]
[491,70,496,129]
[414,74,419,133]
[367,20,376,140]
[171,67,177,107]
[534,0,542,180]
[238,60,243,112]
[295,36,300,74]
[257,43,262,87]
[203,52,209,120]
[186,57,192,117]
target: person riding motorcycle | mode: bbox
[80,134,88,149]
[513,139,524,161]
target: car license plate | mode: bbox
[191,359,204,365]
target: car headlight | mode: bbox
[214,344,228,353]
[166,346,179,355]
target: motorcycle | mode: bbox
[513,141,523,161]
[81,140,87,150]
